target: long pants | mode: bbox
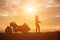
[36,26,40,33]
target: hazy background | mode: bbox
[0,0,60,32]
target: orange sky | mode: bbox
[0,0,60,32]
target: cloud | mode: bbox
[43,17,60,26]
[54,0,60,3]
[0,0,22,12]
[0,0,60,18]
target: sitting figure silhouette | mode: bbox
[10,22,18,31]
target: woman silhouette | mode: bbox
[35,15,41,33]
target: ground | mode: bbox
[0,31,60,40]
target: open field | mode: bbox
[0,31,60,40]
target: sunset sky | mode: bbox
[0,0,60,32]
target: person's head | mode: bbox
[23,23,26,25]
[10,22,16,26]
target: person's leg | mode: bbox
[38,27,40,33]
[36,27,37,33]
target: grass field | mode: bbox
[0,31,60,40]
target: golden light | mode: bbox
[23,6,37,14]
[26,7,35,14]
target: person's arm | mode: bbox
[39,21,41,23]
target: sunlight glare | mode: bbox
[25,6,37,14]
[27,7,35,13]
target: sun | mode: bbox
[26,7,35,13]
[22,6,38,15]
[24,6,37,14]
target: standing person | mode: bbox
[35,15,41,33]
